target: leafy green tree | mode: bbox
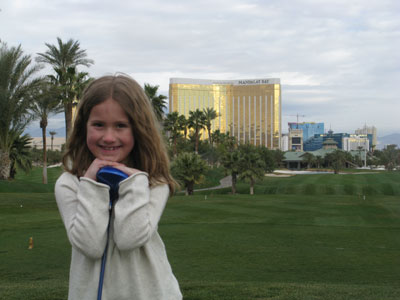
[46,149,63,165]
[301,152,315,169]
[30,81,63,183]
[314,155,324,169]
[144,83,167,121]
[171,152,208,195]
[325,149,347,174]
[9,133,32,179]
[272,149,285,169]
[258,146,277,173]
[367,155,380,169]
[188,109,206,153]
[380,144,399,171]
[0,42,42,180]
[238,144,265,195]
[203,107,218,145]
[36,37,94,139]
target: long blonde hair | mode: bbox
[62,74,176,193]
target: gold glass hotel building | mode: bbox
[169,78,282,149]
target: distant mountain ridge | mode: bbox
[377,133,400,149]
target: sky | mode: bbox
[1,0,399,137]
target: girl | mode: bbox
[55,74,182,300]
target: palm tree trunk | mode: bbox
[173,136,177,157]
[186,181,194,196]
[207,126,212,145]
[250,178,255,195]
[64,102,73,140]
[0,150,11,180]
[41,124,48,184]
[231,173,237,194]
[195,130,199,154]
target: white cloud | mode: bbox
[1,0,399,137]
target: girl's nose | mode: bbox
[103,128,116,143]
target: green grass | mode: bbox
[1,170,400,299]
[233,171,400,196]
[0,167,63,193]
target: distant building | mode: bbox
[288,122,324,142]
[288,129,303,151]
[343,135,369,151]
[304,130,350,151]
[169,78,282,148]
[303,135,323,151]
[283,148,366,170]
[29,137,66,151]
[322,137,338,150]
[355,125,377,147]
[281,133,289,151]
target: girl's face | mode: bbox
[86,98,134,163]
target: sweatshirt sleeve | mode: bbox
[55,172,111,259]
[113,172,169,251]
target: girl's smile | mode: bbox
[86,98,134,163]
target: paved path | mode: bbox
[194,175,232,191]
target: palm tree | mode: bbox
[221,148,241,194]
[178,114,188,139]
[238,143,265,195]
[49,131,57,151]
[203,107,218,145]
[144,83,167,121]
[163,112,184,157]
[9,133,32,179]
[171,152,208,195]
[188,109,206,153]
[0,42,42,180]
[356,145,364,167]
[30,81,63,184]
[36,37,94,139]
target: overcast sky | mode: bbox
[1,0,399,137]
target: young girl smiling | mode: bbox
[55,74,182,300]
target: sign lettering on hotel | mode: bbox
[237,79,271,85]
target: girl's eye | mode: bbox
[117,123,129,128]
[92,122,104,127]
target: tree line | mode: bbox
[0,38,170,183]
[1,38,399,195]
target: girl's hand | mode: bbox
[111,163,141,177]
[83,159,141,181]
[83,159,120,181]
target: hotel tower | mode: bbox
[169,78,282,149]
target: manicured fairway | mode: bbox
[162,194,400,299]
[0,169,399,299]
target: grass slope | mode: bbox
[200,171,400,196]
[0,170,399,299]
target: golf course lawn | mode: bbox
[0,168,399,299]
